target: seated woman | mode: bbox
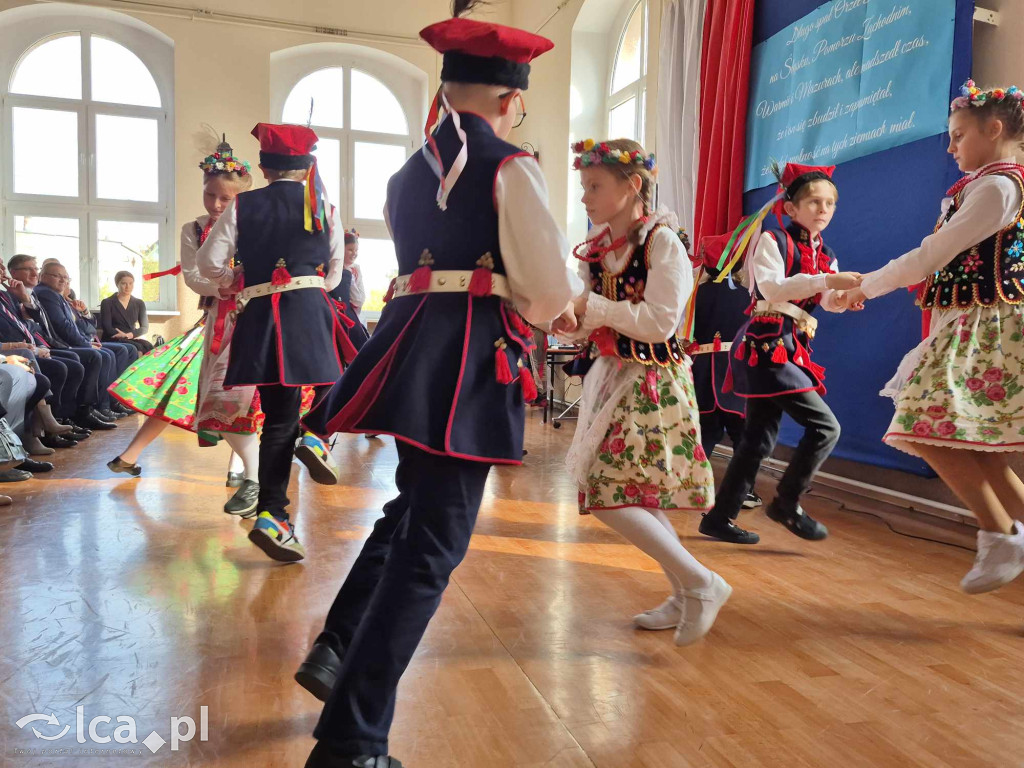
[99,271,152,354]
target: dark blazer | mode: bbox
[33,284,92,348]
[99,294,148,340]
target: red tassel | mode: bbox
[722,363,734,393]
[686,340,700,356]
[734,341,747,362]
[713,332,722,353]
[271,259,292,286]
[519,362,538,402]
[495,341,514,384]
[383,278,396,304]
[511,311,532,338]
[468,267,493,297]
[408,265,432,293]
[748,346,759,367]
[771,340,789,364]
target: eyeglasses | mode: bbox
[11,266,38,274]
[44,273,69,283]
[500,92,527,129]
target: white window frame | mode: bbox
[271,43,428,321]
[0,6,175,311]
[606,0,649,143]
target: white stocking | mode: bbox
[222,432,259,481]
[592,506,712,594]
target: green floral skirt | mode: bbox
[885,302,1024,454]
[572,358,716,514]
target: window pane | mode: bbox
[313,137,342,212]
[608,98,637,142]
[284,68,344,129]
[97,221,160,303]
[354,143,405,220]
[357,238,399,314]
[96,114,159,202]
[11,35,82,100]
[611,2,643,94]
[13,107,79,197]
[15,216,81,292]
[90,37,161,108]
[351,70,408,135]
[639,89,647,144]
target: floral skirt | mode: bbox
[884,302,1024,454]
[573,357,716,514]
[109,322,261,442]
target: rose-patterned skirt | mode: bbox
[574,358,716,514]
[884,303,1024,454]
[108,322,262,442]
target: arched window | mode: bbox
[274,45,426,319]
[607,0,648,142]
[0,7,174,309]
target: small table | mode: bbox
[544,346,581,426]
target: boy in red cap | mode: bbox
[298,1,580,765]
[698,163,862,545]
[198,122,351,563]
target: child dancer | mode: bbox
[689,232,762,509]
[198,123,351,563]
[328,229,370,350]
[698,163,862,545]
[107,138,263,517]
[564,138,727,643]
[846,80,1024,593]
[296,6,580,764]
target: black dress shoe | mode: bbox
[295,638,345,702]
[94,409,118,422]
[107,457,141,478]
[76,413,116,431]
[305,742,402,768]
[16,459,53,473]
[65,429,90,441]
[41,434,78,449]
[112,402,133,416]
[742,492,763,509]
[226,471,244,488]
[698,514,761,545]
[766,502,828,541]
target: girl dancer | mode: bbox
[847,80,1024,593]
[107,137,262,517]
[565,138,728,645]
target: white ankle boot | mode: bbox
[961,521,1024,594]
[24,435,55,456]
[633,595,683,630]
[674,573,732,646]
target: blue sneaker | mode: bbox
[294,432,339,486]
[248,511,306,562]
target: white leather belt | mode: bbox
[390,270,511,300]
[236,275,325,312]
[753,300,819,339]
[690,342,733,355]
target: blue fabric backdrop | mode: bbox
[742,0,975,475]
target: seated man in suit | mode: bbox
[6,254,116,432]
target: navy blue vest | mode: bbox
[226,181,343,387]
[728,223,835,398]
[691,271,749,416]
[304,113,530,463]
[328,269,370,350]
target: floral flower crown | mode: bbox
[950,79,1024,111]
[571,139,657,172]
[199,136,251,177]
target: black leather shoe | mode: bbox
[742,492,763,509]
[66,429,90,441]
[226,471,244,488]
[94,409,118,422]
[16,459,53,473]
[305,742,402,768]
[76,413,116,431]
[41,434,78,449]
[766,502,828,541]
[112,402,133,416]
[295,639,344,702]
[108,457,142,478]
[698,514,761,545]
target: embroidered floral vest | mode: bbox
[588,224,687,366]
[920,171,1024,310]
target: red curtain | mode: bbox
[693,0,756,244]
